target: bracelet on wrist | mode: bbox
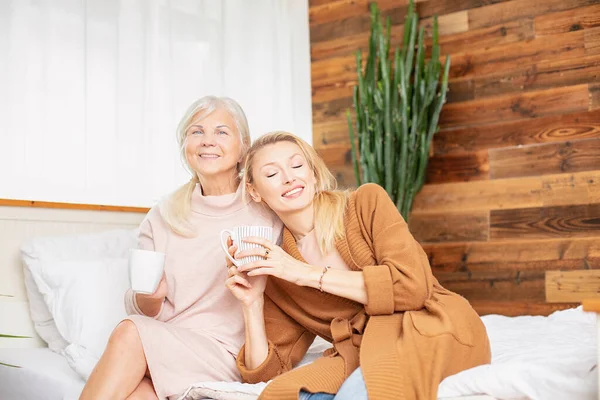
[318,265,331,292]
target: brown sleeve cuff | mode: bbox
[237,341,285,384]
[363,265,395,315]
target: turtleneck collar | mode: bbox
[190,182,250,216]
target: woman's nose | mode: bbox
[200,133,216,146]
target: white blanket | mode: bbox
[178,307,598,400]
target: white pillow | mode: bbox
[28,257,130,379]
[21,229,137,352]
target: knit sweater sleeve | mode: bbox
[236,295,316,383]
[355,183,434,315]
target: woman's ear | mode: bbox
[246,183,262,203]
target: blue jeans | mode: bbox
[298,367,367,400]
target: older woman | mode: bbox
[225,131,491,400]
[80,97,281,400]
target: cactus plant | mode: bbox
[346,0,450,220]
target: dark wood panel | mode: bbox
[408,211,489,242]
[310,25,404,62]
[426,151,490,183]
[412,170,600,214]
[469,300,576,316]
[534,4,600,36]
[417,0,510,20]
[439,84,590,128]
[312,97,354,127]
[310,5,407,43]
[432,17,535,58]
[490,203,600,239]
[489,138,600,179]
[468,0,600,30]
[433,110,600,155]
[309,0,405,26]
[439,270,546,302]
[463,54,600,100]
[434,259,599,274]
[422,237,600,269]
[449,30,584,80]
[591,83,600,109]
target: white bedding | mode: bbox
[180,307,598,400]
[0,307,596,400]
[0,347,84,400]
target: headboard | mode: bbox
[0,200,147,348]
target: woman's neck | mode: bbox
[279,204,315,242]
[198,173,239,196]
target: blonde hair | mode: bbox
[244,131,348,254]
[161,96,251,236]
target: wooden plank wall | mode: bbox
[309,0,600,316]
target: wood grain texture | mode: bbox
[408,211,489,242]
[534,3,600,36]
[412,170,600,214]
[309,0,410,26]
[545,270,600,302]
[465,54,600,100]
[0,199,149,213]
[439,84,590,128]
[439,270,546,302]
[490,203,600,239]
[433,110,600,155]
[310,4,407,43]
[433,17,535,58]
[584,26,600,55]
[468,0,600,30]
[422,237,600,269]
[426,151,490,183]
[448,30,585,80]
[591,83,600,109]
[489,138,600,179]
[310,0,600,315]
[314,85,593,144]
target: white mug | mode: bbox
[220,225,273,267]
[129,248,166,294]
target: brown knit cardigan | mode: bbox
[236,184,491,400]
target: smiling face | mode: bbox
[248,141,317,215]
[184,107,242,181]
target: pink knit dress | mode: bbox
[124,184,282,399]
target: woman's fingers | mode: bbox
[225,274,251,289]
[241,236,273,248]
[238,260,274,272]
[236,246,271,260]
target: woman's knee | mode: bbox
[108,320,142,349]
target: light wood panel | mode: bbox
[546,270,600,302]
[412,170,600,214]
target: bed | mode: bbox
[0,202,598,400]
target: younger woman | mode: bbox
[225,131,490,400]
